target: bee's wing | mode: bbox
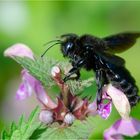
[103,32,140,53]
[97,51,125,67]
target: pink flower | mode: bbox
[4,43,140,139]
[97,91,112,119]
[4,43,57,109]
[97,85,140,139]
[97,84,131,120]
[4,44,96,125]
[39,66,93,124]
[104,118,140,140]
[4,43,34,59]
[16,69,57,109]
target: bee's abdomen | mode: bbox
[97,54,140,107]
[111,74,140,107]
[120,79,139,107]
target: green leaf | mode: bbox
[29,125,47,139]
[18,115,25,129]
[14,57,58,87]
[38,116,95,140]
[1,106,41,140]
[21,106,41,139]
[1,107,96,140]
[10,130,21,140]
[14,56,95,99]
[67,78,95,94]
[70,116,95,139]
[10,122,17,137]
[1,130,10,140]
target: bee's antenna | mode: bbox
[43,39,61,46]
[41,42,61,58]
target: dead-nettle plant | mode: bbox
[2,43,140,140]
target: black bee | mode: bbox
[42,32,140,107]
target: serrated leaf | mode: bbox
[18,115,24,129]
[29,125,47,139]
[1,105,95,140]
[1,130,9,140]
[70,116,95,139]
[1,106,41,140]
[18,115,26,136]
[64,128,79,139]
[14,57,58,87]
[21,106,40,139]
[39,116,95,140]
[10,130,21,140]
[67,78,95,94]
[28,106,39,123]
[22,122,41,139]
[10,122,17,136]
[14,56,95,99]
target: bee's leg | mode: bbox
[75,70,80,80]
[63,67,79,82]
[63,59,84,82]
[96,69,108,108]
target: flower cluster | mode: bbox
[4,43,140,139]
[40,65,92,124]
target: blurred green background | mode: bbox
[0,1,140,139]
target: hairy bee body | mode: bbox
[97,55,139,107]
[81,50,139,106]
[43,32,140,107]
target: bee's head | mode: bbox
[60,33,78,58]
[41,33,78,58]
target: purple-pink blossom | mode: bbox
[104,118,140,140]
[4,43,140,139]
[97,84,131,120]
[4,43,96,124]
[4,43,57,109]
[4,43,34,59]
[16,69,57,109]
[97,92,112,119]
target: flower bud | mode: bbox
[64,113,75,124]
[51,66,60,77]
[39,110,53,124]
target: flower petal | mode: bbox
[97,92,112,119]
[16,82,32,100]
[4,43,34,59]
[52,98,68,121]
[33,80,57,109]
[104,84,131,119]
[16,70,33,100]
[104,118,140,140]
[98,101,112,119]
[17,69,57,109]
[73,100,89,120]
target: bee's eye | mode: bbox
[66,42,73,51]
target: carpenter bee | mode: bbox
[42,32,140,107]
